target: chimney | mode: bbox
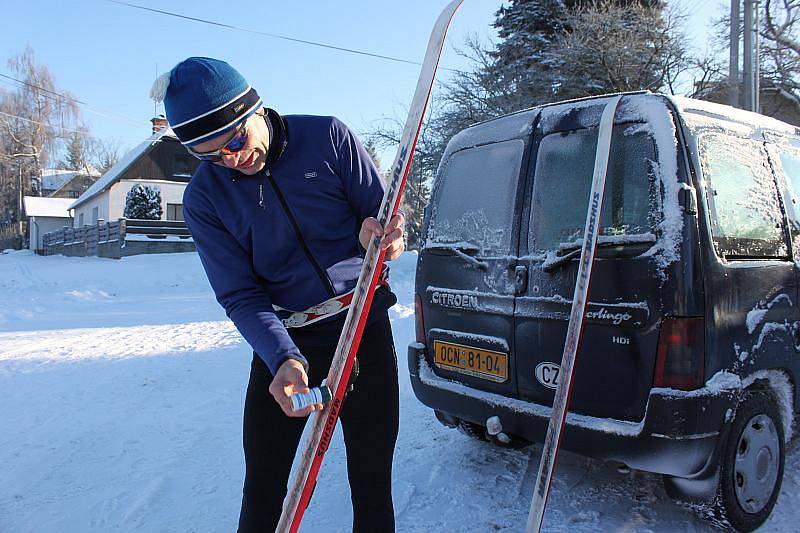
[151,114,168,134]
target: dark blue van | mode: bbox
[408,92,800,531]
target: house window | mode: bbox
[78,213,84,227]
[92,206,99,225]
[166,203,184,221]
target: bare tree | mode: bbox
[764,0,800,54]
[86,137,121,174]
[0,48,80,226]
[763,0,800,93]
[367,101,444,249]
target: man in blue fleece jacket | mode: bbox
[151,57,405,532]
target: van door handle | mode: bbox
[514,266,528,295]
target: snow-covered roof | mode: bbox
[40,168,100,192]
[447,92,800,158]
[447,109,537,155]
[23,196,74,218]
[669,95,799,136]
[69,128,177,210]
[446,92,648,155]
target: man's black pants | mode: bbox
[237,314,399,532]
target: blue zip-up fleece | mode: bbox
[183,109,393,374]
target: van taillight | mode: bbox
[654,317,705,390]
[415,293,426,345]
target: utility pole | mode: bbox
[730,0,740,107]
[754,0,761,112]
[743,0,753,110]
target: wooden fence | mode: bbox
[42,218,195,259]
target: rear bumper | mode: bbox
[408,342,739,478]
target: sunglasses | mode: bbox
[188,122,249,162]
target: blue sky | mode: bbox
[0,0,724,164]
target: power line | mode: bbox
[0,72,148,127]
[0,72,86,105]
[685,0,710,16]
[0,109,103,138]
[105,0,460,73]
[0,72,149,128]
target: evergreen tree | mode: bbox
[486,0,672,109]
[400,155,431,249]
[123,184,162,220]
[545,1,687,100]
[485,0,572,110]
[62,131,86,170]
[368,0,688,245]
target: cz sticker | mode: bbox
[535,362,560,390]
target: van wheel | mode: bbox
[714,391,784,532]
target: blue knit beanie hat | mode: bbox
[149,57,262,147]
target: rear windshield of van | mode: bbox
[426,139,525,252]
[530,126,657,252]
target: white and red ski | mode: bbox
[525,95,622,532]
[276,2,464,531]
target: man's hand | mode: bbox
[359,211,406,260]
[269,359,323,417]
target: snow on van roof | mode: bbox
[447,92,655,155]
[447,109,537,154]
[669,95,798,136]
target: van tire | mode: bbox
[713,391,784,532]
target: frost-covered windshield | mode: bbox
[426,139,525,252]
[701,134,787,259]
[530,125,657,252]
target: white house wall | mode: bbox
[72,179,187,227]
[31,216,72,250]
[72,194,109,228]
[108,180,187,220]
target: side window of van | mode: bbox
[773,148,800,221]
[530,126,657,252]
[701,135,787,259]
[766,145,800,257]
[426,139,525,253]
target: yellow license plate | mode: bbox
[432,341,508,383]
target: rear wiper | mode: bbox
[542,235,656,273]
[425,243,488,270]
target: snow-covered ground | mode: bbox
[1,250,798,532]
